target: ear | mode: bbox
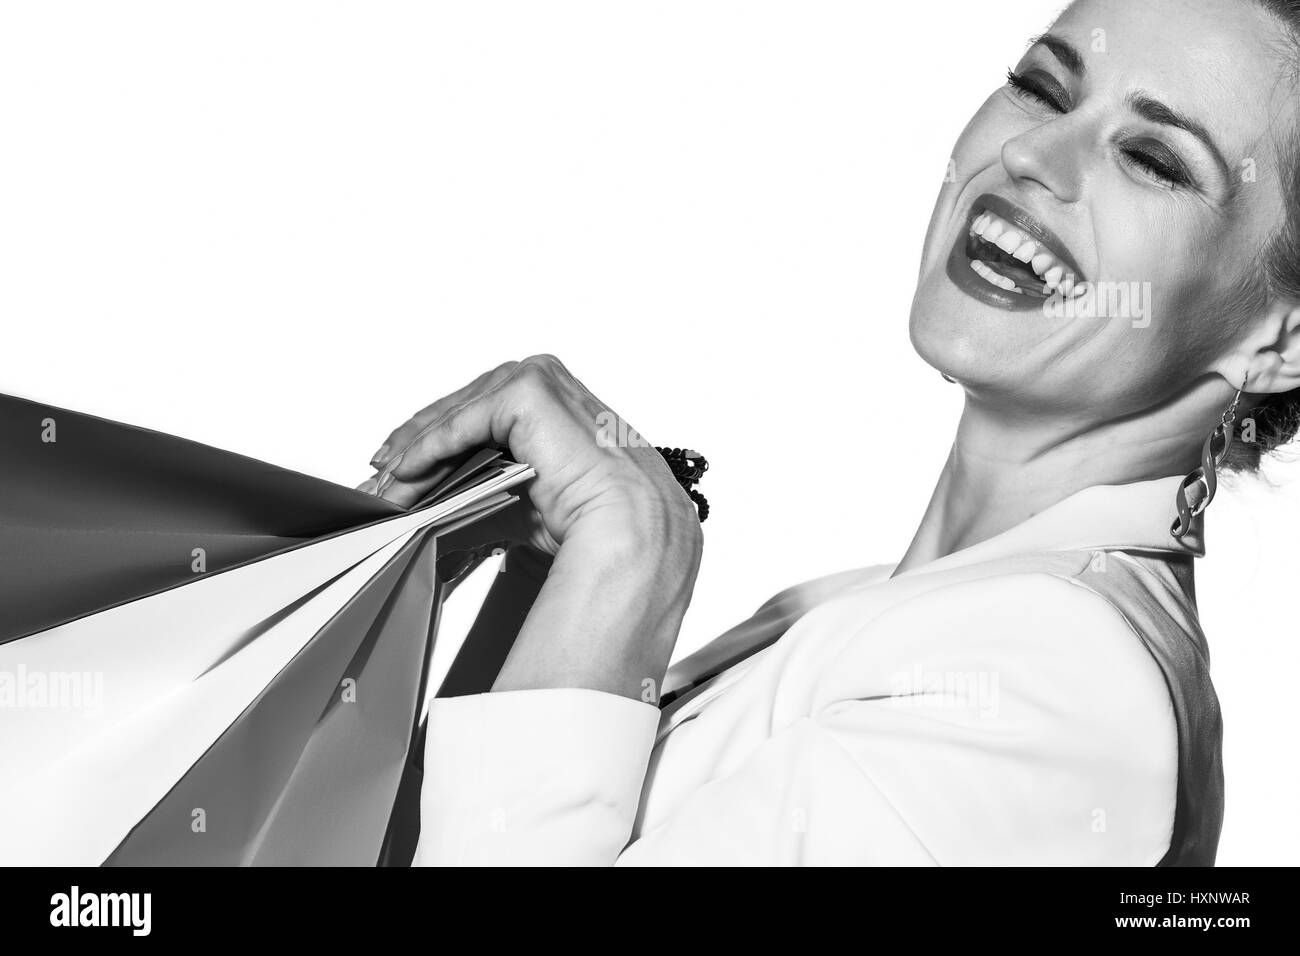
[1220,301,1300,396]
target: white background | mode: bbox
[2,0,1295,865]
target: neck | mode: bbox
[893,391,1210,575]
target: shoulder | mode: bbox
[863,569,1169,699]
[813,570,1178,863]
[820,569,1177,779]
[862,567,1152,656]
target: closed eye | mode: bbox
[1120,141,1192,189]
[1006,68,1070,113]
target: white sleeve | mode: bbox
[412,688,659,866]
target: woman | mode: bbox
[361,0,1300,865]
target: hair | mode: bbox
[1223,0,1300,471]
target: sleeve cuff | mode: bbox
[413,688,661,865]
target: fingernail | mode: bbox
[376,472,395,495]
[370,444,390,467]
[356,477,379,495]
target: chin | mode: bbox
[908,260,1088,394]
[908,277,1002,385]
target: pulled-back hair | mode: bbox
[1223,0,1300,469]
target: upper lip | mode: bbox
[967,193,1087,283]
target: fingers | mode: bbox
[361,356,602,533]
[387,378,516,482]
[387,357,587,484]
[370,361,518,468]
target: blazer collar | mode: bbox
[660,475,1202,711]
[893,474,1204,580]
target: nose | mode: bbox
[1000,117,1087,204]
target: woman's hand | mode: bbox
[363,354,703,699]
[365,354,700,560]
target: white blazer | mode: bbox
[412,475,1224,866]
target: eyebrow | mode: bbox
[1126,91,1233,184]
[1028,33,1086,78]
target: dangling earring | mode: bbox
[1170,374,1249,538]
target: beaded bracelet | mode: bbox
[655,447,709,523]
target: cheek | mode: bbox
[1091,199,1240,357]
[916,96,1019,276]
[1093,198,1212,286]
[1055,232,1235,406]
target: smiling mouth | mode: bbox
[945,194,1087,312]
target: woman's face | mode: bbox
[910,0,1299,417]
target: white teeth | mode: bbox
[970,208,1077,282]
[971,258,1018,292]
[1061,275,1076,297]
[995,230,1024,254]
